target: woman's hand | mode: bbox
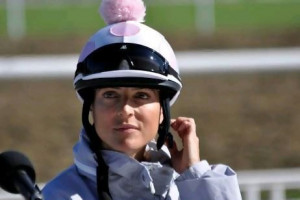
[168,117,200,173]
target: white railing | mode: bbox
[238,168,300,200]
[1,47,300,79]
[1,168,300,200]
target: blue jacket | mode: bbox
[42,130,242,200]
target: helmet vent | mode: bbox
[118,59,131,70]
[120,45,127,50]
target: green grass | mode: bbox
[26,5,102,36]
[0,2,300,37]
[287,189,300,199]
[258,189,300,200]
[146,5,195,32]
[0,6,6,35]
[0,4,104,37]
[215,2,300,31]
[148,2,300,32]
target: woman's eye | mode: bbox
[103,91,118,98]
[135,92,150,99]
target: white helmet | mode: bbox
[74,2,182,105]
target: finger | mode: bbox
[170,118,179,130]
[177,120,190,132]
[170,118,186,132]
[171,117,194,128]
[177,120,194,138]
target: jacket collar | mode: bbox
[73,129,173,181]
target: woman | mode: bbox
[42,0,242,199]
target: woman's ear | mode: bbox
[89,103,95,124]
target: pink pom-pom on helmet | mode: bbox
[99,0,146,25]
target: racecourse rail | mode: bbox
[1,47,300,200]
[0,47,300,78]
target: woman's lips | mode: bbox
[114,124,138,132]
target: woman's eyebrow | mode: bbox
[96,87,120,91]
[132,87,145,90]
[132,87,158,91]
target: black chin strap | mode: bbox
[157,96,173,150]
[82,99,112,200]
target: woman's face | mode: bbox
[91,87,163,159]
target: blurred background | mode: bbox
[0,0,300,199]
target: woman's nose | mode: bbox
[117,98,134,118]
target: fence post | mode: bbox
[6,0,26,41]
[244,184,261,200]
[270,184,285,200]
[193,0,215,35]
